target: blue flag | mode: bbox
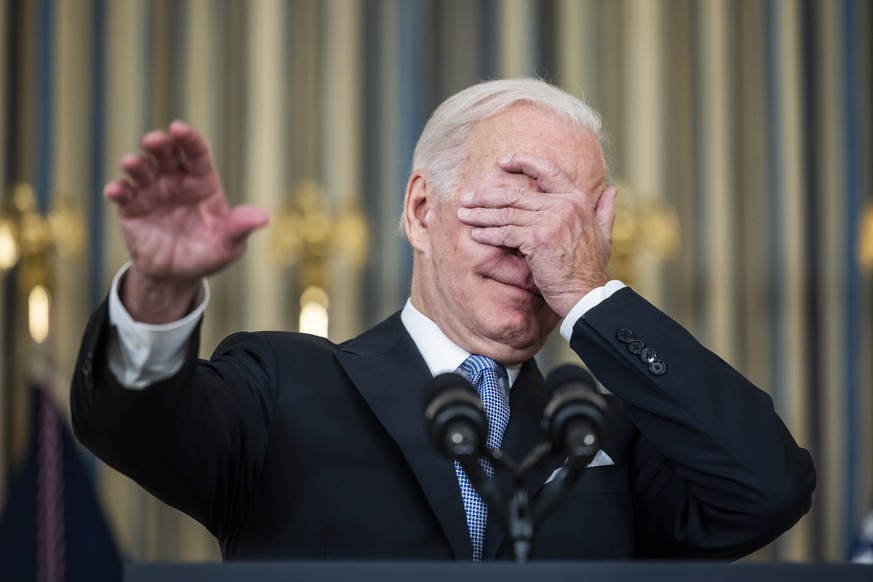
[0,387,123,581]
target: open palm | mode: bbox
[106,121,268,283]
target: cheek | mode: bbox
[435,216,476,256]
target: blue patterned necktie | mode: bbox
[455,354,510,562]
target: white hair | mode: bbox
[410,78,609,198]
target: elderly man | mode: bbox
[72,79,814,561]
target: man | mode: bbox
[72,79,815,561]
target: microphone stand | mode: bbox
[485,444,551,563]
[474,440,598,563]
[457,447,537,563]
[530,437,599,525]
[508,488,532,563]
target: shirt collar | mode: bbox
[400,299,521,387]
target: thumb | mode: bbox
[225,205,270,240]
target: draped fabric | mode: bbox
[0,0,870,562]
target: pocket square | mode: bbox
[545,449,615,483]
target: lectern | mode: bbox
[123,560,870,582]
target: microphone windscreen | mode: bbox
[543,365,608,455]
[545,364,597,395]
[423,372,487,458]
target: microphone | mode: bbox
[534,364,609,521]
[423,373,507,524]
[543,364,608,460]
[423,373,488,459]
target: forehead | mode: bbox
[466,103,604,185]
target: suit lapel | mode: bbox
[335,313,472,560]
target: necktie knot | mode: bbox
[460,354,508,391]
[459,355,509,451]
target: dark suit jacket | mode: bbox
[71,288,815,561]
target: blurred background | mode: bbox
[0,0,871,564]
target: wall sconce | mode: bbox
[0,212,21,271]
[273,180,368,337]
[0,183,84,343]
[861,203,873,273]
[609,179,682,286]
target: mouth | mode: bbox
[487,276,543,298]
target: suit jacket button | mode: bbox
[649,360,666,375]
[640,348,657,364]
[617,328,634,343]
[628,340,644,355]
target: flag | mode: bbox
[0,386,123,581]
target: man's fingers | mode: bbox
[460,187,545,211]
[120,153,155,187]
[169,120,214,177]
[135,121,214,178]
[469,225,524,250]
[140,129,171,151]
[457,205,533,228]
[104,179,135,204]
[498,152,577,194]
[141,129,181,175]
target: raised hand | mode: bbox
[456,152,617,317]
[105,121,269,322]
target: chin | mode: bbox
[499,290,557,329]
[486,311,551,352]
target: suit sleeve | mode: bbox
[70,298,281,539]
[569,287,816,559]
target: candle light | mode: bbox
[299,285,329,338]
[29,284,51,344]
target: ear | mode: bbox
[403,170,434,255]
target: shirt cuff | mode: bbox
[559,280,626,342]
[107,262,209,389]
